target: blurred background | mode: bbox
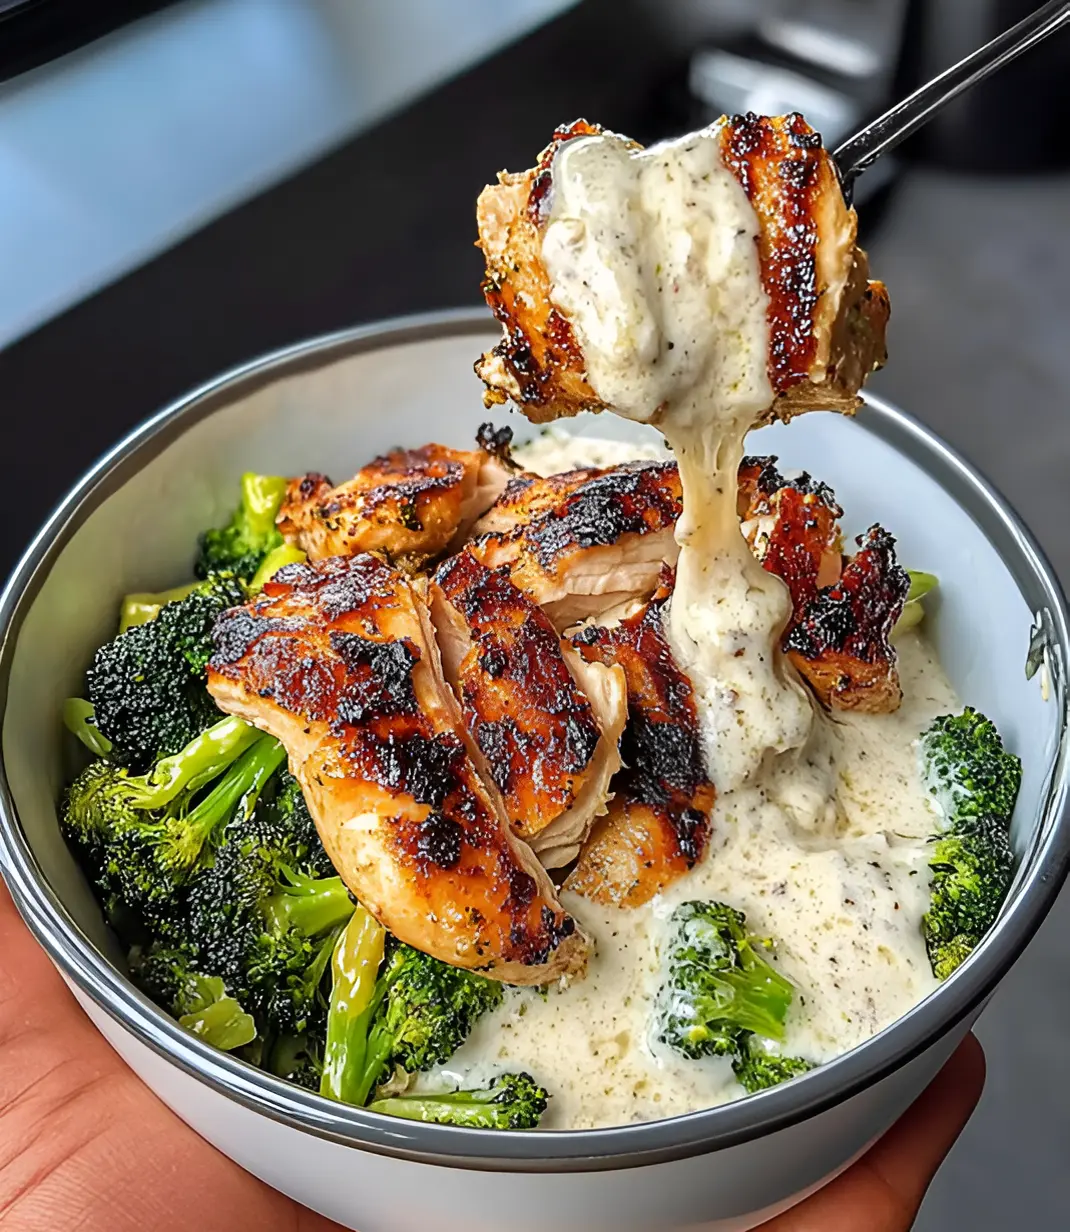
[0,0,1067,1224]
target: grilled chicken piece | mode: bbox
[475,114,888,423]
[784,527,909,713]
[565,568,715,908]
[431,550,627,868]
[278,425,514,568]
[737,455,844,609]
[206,554,587,984]
[471,459,682,628]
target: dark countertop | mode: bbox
[1,2,1067,1225]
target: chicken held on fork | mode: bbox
[206,553,587,984]
[475,114,888,426]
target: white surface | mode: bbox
[0,0,575,347]
[0,326,1057,1229]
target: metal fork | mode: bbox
[834,0,1070,201]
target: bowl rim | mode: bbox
[0,306,1068,1173]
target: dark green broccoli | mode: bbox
[86,572,246,770]
[924,813,1015,981]
[132,947,256,1051]
[368,1073,548,1129]
[195,472,288,581]
[178,786,354,1037]
[731,1034,812,1094]
[60,718,280,932]
[656,901,798,1059]
[119,582,200,633]
[320,909,502,1107]
[265,1032,324,1090]
[918,709,1021,980]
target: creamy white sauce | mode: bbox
[426,604,952,1128]
[541,126,811,791]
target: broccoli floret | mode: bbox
[265,1032,324,1090]
[731,1034,812,1094]
[373,944,504,1077]
[924,813,1014,981]
[132,948,256,1051]
[60,718,280,931]
[656,901,797,1059]
[920,707,1022,828]
[368,1073,548,1129]
[178,789,354,1037]
[86,573,246,769]
[195,472,288,581]
[319,911,502,1107]
[918,709,1021,980]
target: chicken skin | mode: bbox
[475,115,888,424]
[278,425,514,569]
[565,568,715,908]
[431,550,627,868]
[207,553,587,984]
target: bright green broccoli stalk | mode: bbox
[195,472,288,581]
[320,910,504,1108]
[368,1072,548,1129]
[132,948,256,1051]
[119,582,200,633]
[655,901,798,1059]
[86,572,246,770]
[731,1034,813,1094]
[894,571,938,634]
[249,543,306,592]
[918,708,1021,981]
[60,718,281,932]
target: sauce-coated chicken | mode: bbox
[206,553,587,984]
[431,550,626,868]
[565,569,715,908]
[474,115,889,424]
[278,426,513,568]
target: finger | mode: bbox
[761,1033,986,1232]
[0,882,340,1231]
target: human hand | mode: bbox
[758,1032,985,1231]
[0,879,982,1232]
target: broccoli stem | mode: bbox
[241,473,289,537]
[250,544,306,591]
[368,1074,548,1129]
[262,871,354,939]
[125,716,261,808]
[321,907,387,1105]
[178,992,258,1051]
[119,582,200,633]
[62,698,112,757]
[893,570,939,635]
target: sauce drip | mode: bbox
[540,126,811,789]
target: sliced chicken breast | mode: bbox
[470,459,682,628]
[207,553,587,984]
[564,568,715,908]
[784,526,910,713]
[430,550,626,869]
[278,425,514,568]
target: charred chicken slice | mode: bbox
[784,526,910,713]
[565,568,715,908]
[278,425,514,568]
[206,553,587,984]
[475,114,888,423]
[431,550,627,868]
[471,459,682,628]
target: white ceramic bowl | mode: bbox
[1,310,1068,1232]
